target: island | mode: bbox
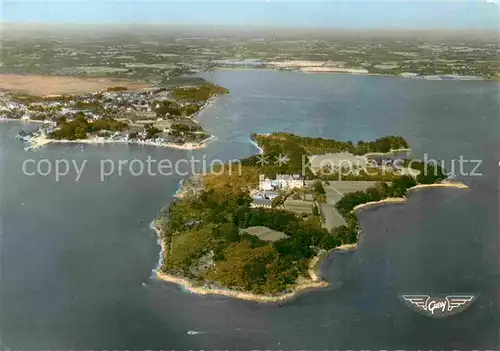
[153,132,468,302]
[0,74,229,150]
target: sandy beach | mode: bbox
[353,197,407,212]
[353,182,469,212]
[407,182,469,191]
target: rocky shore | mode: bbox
[151,220,331,303]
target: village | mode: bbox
[0,83,227,150]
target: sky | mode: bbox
[2,0,499,29]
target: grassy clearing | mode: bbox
[240,226,289,242]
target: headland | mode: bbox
[1,74,228,151]
[352,182,469,212]
[153,132,469,303]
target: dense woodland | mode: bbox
[171,84,230,102]
[50,114,128,140]
[157,134,448,295]
[255,132,409,155]
[241,133,410,178]
[155,100,201,118]
[159,186,332,294]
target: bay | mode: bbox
[1,70,498,349]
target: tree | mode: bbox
[144,124,162,139]
[319,234,341,250]
[313,180,326,194]
[366,186,382,202]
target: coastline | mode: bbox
[353,181,469,212]
[18,93,220,151]
[173,175,204,199]
[0,117,51,124]
[207,67,490,81]
[24,132,217,151]
[352,197,407,212]
[248,137,264,155]
[407,182,469,191]
[193,95,218,121]
[155,265,328,303]
[151,222,330,303]
[149,177,469,303]
[173,178,186,198]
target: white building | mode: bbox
[258,174,304,191]
[259,176,274,191]
[276,174,304,189]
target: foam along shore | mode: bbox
[0,117,52,124]
[248,137,264,155]
[152,223,332,303]
[24,133,217,151]
[353,181,469,212]
[1,117,25,122]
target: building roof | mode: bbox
[251,199,273,206]
[263,191,279,197]
[276,174,303,181]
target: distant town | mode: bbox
[1,25,498,81]
[1,81,229,150]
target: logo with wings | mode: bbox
[401,294,476,317]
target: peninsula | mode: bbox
[1,74,229,150]
[154,133,468,302]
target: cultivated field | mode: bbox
[284,199,314,215]
[0,74,152,96]
[325,181,380,194]
[240,226,288,242]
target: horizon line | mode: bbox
[2,22,498,31]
